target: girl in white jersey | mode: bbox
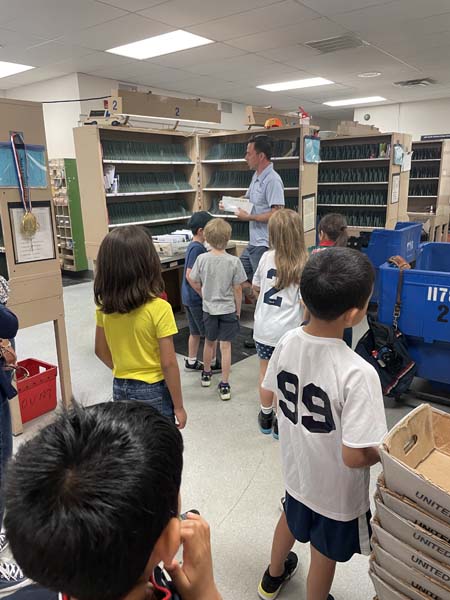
[252,209,307,438]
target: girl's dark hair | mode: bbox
[318,213,348,247]
[94,226,164,314]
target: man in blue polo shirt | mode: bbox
[236,135,285,346]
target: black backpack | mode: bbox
[355,256,417,397]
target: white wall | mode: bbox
[6,73,81,158]
[354,98,450,140]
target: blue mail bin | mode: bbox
[378,242,450,386]
[363,222,422,304]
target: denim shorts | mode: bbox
[113,378,175,422]
[184,304,205,337]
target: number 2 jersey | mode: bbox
[253,250,304,347]
[263,327,387,521]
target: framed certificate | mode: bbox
[9,201,56,264]
[302,194,316,233]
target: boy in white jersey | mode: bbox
[257,247,387,600]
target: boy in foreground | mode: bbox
[258,248,387,600]
[5,402,222,600]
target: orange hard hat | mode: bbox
[264,117,283,128]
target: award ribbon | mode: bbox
[10,131,39,237]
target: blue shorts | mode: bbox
[255,341,275,361]
[184,304,205,337]
[113,378,175,422]
[284,492,372,562]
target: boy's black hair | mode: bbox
[248,134,273,160]
[300,247,374,321]
[5,402,183,600]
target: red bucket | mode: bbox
[16,358,58,424]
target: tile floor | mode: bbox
[13,281,449,600]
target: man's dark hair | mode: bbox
[300,247,374,321]
[248,134,273,160]
[5,402,183,600]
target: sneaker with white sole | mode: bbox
[0,560,29,593]
[184,358,203,372]
[218,382,231,401]
[258,551,299,600]
[0,533,8,554]
[201,371,212,387]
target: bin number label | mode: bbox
[427,286,449,323]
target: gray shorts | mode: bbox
[204,312,240,342]
[240,244,268,281]
[184,304,205,337]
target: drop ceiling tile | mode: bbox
[139,0,280,28]
[258,44,320,64]
[184,53,294,78]
[89,62,191,85]
[0,66,74,89]
[151,43,246,69]
[53,52,137,73]
[187,1,321,42]
[3,0,127,37]
[300,0,395,16]
[282,83,357,103]
[97,0,169,10]
[0,41,92,68]
[227,17,349,52]
[0,28,50,47]
[61,13,172,51]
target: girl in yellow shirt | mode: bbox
[94,226,186,429]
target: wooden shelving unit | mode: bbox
[73,125,199,261]
[197,125,319,249]
[408,140,450,241]
[318,133,412,235]
[49,159,88,272]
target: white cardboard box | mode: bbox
[369,571,411,600]
[380,404,450,524]
[372,540,449,600]
[372,520,450,588]
[370,560,440,600]
[369,564,430,600]
[153,241,190,257]
[378,478,450,545]
[375,496,450,566]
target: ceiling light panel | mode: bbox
[107,30,213,60]
[257,77,334,92]
[324,96,386,107]
[0,61,34,79]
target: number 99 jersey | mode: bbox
[262,327,387,522]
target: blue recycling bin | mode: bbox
[363,222,422,303]
[378,243,450,387]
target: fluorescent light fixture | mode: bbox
[106,30,213,60]
[324,96,386,107]
[0,60,34,79]
[116,113,219,125]
[257,77,334,92]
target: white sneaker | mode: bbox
[0,534,8,554]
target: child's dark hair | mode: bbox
[301,247,374,321]
[248,134,273,160]
[318,213,348,247]
[5,402,183,600]
[94,226,164,314]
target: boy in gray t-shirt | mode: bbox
[189,218,247,401]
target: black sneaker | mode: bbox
[184,358,203,372]
[201,371,212,387]
[244,338,256,349]
[273,417,279,440]
[258,551,299,600]
[218,382,231,401]
[210,358,222,373]
[258,410,274,435]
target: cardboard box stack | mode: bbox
[370,404,450,600]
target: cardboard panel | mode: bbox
[372,521,450,588]
[372,539,449,600]
[375,497,450,566]
[370,569,426,600]
[380,404,450,524]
